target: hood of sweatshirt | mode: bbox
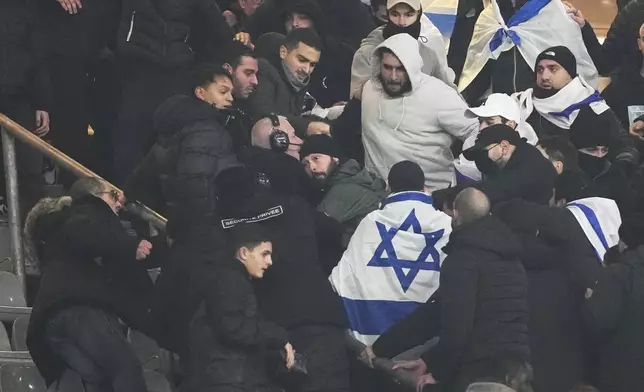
[371,33,424,92]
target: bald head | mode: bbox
[453,188,491,227]
[250,115,302,160]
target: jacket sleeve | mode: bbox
[61,207,140,262]
[436,89,479,141]
[350,41,375,100]
[372,290,441,358]
[422,252,478,382]
[596,0,641,75]
[602,109,641,168]
[175,124,239,215]
[580,23,611,76]
[206,271,289,349]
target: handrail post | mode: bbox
[1,126,25,296]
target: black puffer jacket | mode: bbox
[117,0,232,68]
[421,216,530,386]
[184,260,288,392]
[494,202,587,392]
[150,95,239,232]
[0,0,51,110]
[26,196,159,386]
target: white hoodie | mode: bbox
[361,34,479,190]
[350,14,455,99]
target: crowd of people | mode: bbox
[3,0,644,391]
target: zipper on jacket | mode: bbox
[126,11,136,42]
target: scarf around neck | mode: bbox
[514,77,608,129]
[281,60,310,92]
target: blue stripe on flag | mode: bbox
[381,192,434,209]
[489,0,551,52]
[341,297,422,336]
[568,202,610,260]
[424,13,457,37]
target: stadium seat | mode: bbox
[143,370,172,392]
[0,323,11,352]
[0,272,26,307]
[0,363,46,392]
[128,329,161,371]
[11,316,29,351]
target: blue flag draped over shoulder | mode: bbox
[329,192,452,345]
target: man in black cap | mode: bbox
[462,124,557,205]
[300,135,387,244]
[515,46,639,168]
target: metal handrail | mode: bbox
[0,113,167,293]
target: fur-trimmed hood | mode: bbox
[23,197,72,275]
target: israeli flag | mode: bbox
[329,192,452,345]
[567,197,621,264]
[458,0,598,92]
[422,0,459,44]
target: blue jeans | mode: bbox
[45,306,147,392]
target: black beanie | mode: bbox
[535,46,577,79]
[388,160,425,193]
[569,116,613,149]
[300,135,341,160]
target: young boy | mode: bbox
[183,224,295,392]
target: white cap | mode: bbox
[387,0,422,11]
[468,93,521,124]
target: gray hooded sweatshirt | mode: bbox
[361,34,478,191]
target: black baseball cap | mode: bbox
[462,124,523,161]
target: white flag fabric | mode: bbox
[422,0,459,46]
[567,197,621,264]
[458,0,598,92]
[329,192,452,345]
[513,76,610,130]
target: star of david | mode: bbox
[367,209,444,292]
